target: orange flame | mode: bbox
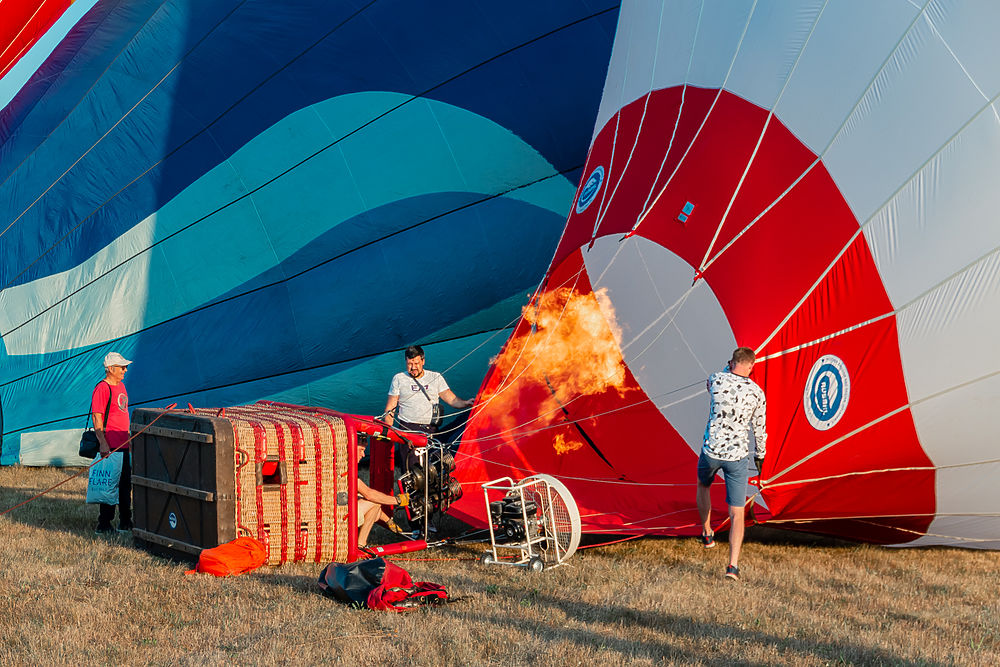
[482,286,628,436]
[553,433,584,455]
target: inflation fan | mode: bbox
[479,474,581,572]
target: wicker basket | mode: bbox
[132,402,354,565]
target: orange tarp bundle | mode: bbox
[186,537,268,577]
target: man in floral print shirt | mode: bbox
[695,347,766,581]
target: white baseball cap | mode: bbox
[104,352,133,368]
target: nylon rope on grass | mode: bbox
[0,403,177,517]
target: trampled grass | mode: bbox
[2,466,998,665]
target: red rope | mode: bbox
[0,403,177,517]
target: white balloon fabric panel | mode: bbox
[457,0,1000,548]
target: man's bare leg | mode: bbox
[358,503,380,546]
[696,482,713,536]
[728,504,745,568]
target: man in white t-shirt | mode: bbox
[383,345,473,435]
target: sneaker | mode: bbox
[725,565,740,581]
[95,524,114,535]
[700,532,716,549]
[117,522,133,533]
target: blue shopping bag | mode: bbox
[86,452,123,504]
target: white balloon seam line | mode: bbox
[0,60,185,243]
[619,281,697,355]
[628,84,687,238]
[696,0,830,272]
[815,0,933,160]
[0,0,175,200]
[758,169,1000,361]
[762,455,1000,491]
[0,170,573,378]
[759,235,1000,361]
[653,387,705,412]
[632,241,671,312]
[768,516,1000,543]
[632,2,705,228]
[705,1,936,278]
[700,159,820,275]
[460,266,590,425]
[589,3,666,243]
[613,243,709,379]
[578,507,692,524]
[921,11,1000,125]
[767,363,1000,488]
[625,0,759,238]
[756,311,896,362]
[0,3,48,64]
[0,0,250,245]
[620,281,698,366]
[766,402,909,484]
[2,5,613,289]
[761,465,937,490]
[590,84,652,244]
[702,2,947,283]
[623,292,709,377]
[384,267,592,437]
[456,378,705,455]
[591,8,635,230]
[853,519,1000,543]
[669,307,713,381]
[755,228,863,354]
[590,34,628,242]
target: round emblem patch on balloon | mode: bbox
[575,165,604,213]
[804,355,851,431]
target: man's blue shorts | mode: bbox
[697,452,751,507]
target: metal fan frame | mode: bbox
[479,473,582,571]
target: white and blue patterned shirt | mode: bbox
[702,370,767,462]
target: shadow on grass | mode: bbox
[578,525,861,552]
[0,473,101,536]
[442,572,916,665]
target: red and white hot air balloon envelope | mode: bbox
[453,1,1000,548]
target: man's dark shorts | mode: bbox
[697,451,750,507]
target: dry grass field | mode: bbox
[2,465,999,666]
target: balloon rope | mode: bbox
[577,534,644,550]
[622,3,756,242]
[428,267,590,440]
[622,3,702,241]
[3,4,616,291]
[0,403,177,517]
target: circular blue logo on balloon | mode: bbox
[169,512,178,529]
[803,354,850,431]
[576,165,604,214]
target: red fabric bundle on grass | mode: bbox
[186,537,268,576]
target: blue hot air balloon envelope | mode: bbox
[0,0,619,465]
